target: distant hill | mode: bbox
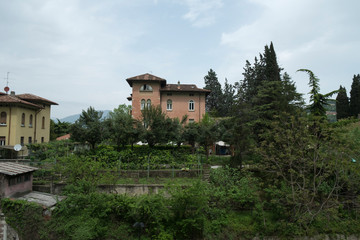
[55,110,111,123]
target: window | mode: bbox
[0,136,5,146]
[20,136,24,146]
[0,112,6,125]
[21,113,25,126]
[42,116,45,129]
[29,114,33,127]
[147,99,151,109]
[189,100,194,111]
[140,84,153,91]
[167,93,172,96]
[24,173,31,182]
[41,137,44,143]
[167,99,172,110]
[189,119,195,123]
[141,99,145,110]
[28,137,32,144]
[189,93,194,96]
[17,176,22,184]
[8,177,16,186]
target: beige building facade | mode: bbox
[0,91,57,147]
[126,73,210,122]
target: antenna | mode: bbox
[4,72,10,94]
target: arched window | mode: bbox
[21,113,25,126]
[189,100,194,111]
[141,99,145,110]
[0,112,7,125]
[42,116,45,129]
[29,114,33,127]
[140,84,153,91]
[147,99,151,109]
[167,99,172,110]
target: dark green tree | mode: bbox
[182,122,200,153]
[104,104,137,150]
[349,74,360,117]
[297,69,338,118]
[50,119,72,141]
[70,107,104,149]
[141,105,169,147]
[336,85,350,120]
[197,113,219,160]
[204,69,223,116]
[220,78,236,117]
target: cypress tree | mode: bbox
[349,74,360,118]
[204,69,223,116]
[336,85,350,120]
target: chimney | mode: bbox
[177,81,180,89]
[10,91,15,96]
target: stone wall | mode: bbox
[34,183,167,196]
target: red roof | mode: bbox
[126,73,166,87]
[16,93,58,105]
[0,94,43,109]
[160,84,211,93]
[56,133,71,141]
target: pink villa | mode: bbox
[0,162,37,198]
[126,73,210,122]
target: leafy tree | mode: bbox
[349,74,360,117]
[204,68,223,116]
[50,119,72,141]
[182,122,200,153]
[141,105,169,147]
[197,113,219,160]
[336,85,350,120]
[70,106,104,149]
[221,78,236,117]
[297,69,338,118]
[104,104,137,150]
[257,113,357,227]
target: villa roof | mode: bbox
[160,84,211,94]
[16,93,58,105]
[126,73,167,87]
[0,162,38,176]
[0,94,43,109]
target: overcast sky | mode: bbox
[1,0,359,119]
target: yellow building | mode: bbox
[0,91,58,147]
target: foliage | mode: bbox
[297,69,338,118]
[197,113,219,160]
[1,199,45,240]
[141,105,170,147]
[103,104,140,150]
[50,119,72,141]
[204,68,223,116]
[349,74,360,117]
[336,85,350,120]
[70,106,104,149]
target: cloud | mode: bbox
[180,0,223,27]
[219,0,360,98]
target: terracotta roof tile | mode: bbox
[0,162,38,176]
[16,93,58,105]
[126,73,166,87]
[0,94,43,109]
[160,84,211,93]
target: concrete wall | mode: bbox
[3,174,33,197]
[37,183,167,196]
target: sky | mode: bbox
[0,0,359,119]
